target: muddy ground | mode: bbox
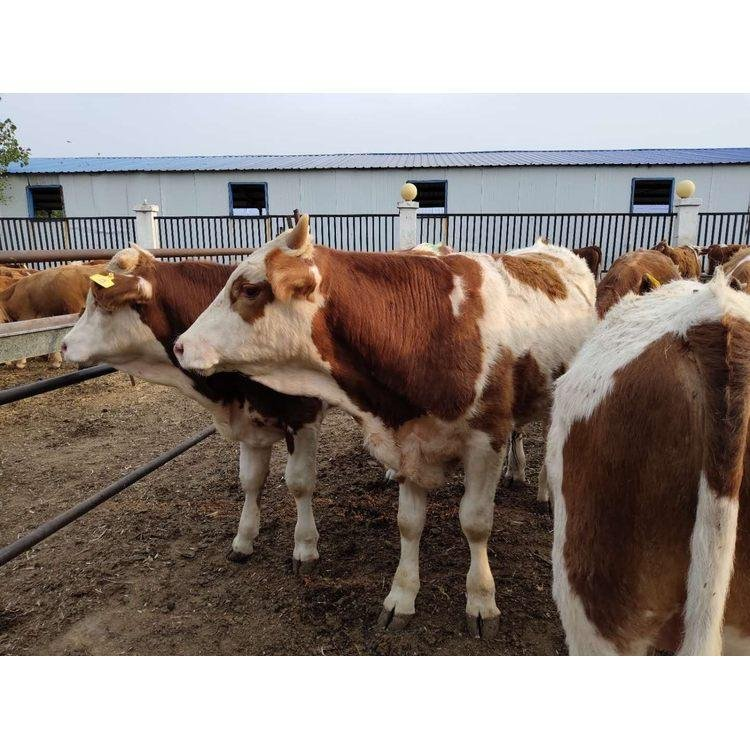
[0,360,565,655]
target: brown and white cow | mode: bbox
[572,245,602,279]
[174,216,596,637]
[595,249,681,318]
[702,243,749,276]
[61,246,326,570]
[724,247,750,291]
[651,240,701,279]
[0,262,108,368]
[548,273,750,655]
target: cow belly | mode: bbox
[362,414,468,489]
[212,401,285,446]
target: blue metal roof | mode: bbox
[9,148,750,174]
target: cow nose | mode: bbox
[60,342,67,355]
[173,341,184,357]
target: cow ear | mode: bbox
[265,247,317,303]
[92,273,153,311]
[640,272,662,294]
[109,244,155,273]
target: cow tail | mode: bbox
[680,312,750,654]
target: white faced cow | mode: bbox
[175,216,596,637]
[62,246,326,572]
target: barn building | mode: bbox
[3,148,750,218]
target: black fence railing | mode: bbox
[308,214,397,252]
[156,215,294,250]
[418,212,676,270]
[0,217,136,255]
[697,212,750,247]
[3,211,747,271]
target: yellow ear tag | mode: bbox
[91,273,115,288]
[644,273,661,288]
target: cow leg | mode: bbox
[227,442,272,563]
[537,419,552,509]
[461,431,502,638]
[286,425,320,574]
[501,430,526,487]
[378,479,427,631]
[48,351,62,369]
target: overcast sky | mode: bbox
[3,94,749,158]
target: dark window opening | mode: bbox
[410,180,447,213]
[230,183,268,215]
[29,185,65,218]
[631,178,673,214]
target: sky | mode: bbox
[2,94,749,159]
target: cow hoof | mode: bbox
[226,548,253,564]
[466,613,500,639]
[377,607,413,632]
[292,558,319,575]
[501,475,525,489]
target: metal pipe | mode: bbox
[0,247,257,264]
[0,426,216,568]
[0,364,116,406]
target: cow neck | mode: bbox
[311,247,484,428]
[141,260,321,429]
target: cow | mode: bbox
[0,262,108,368]
[547,272,750,655]
[702,243,749,276]
[723,247,750,291]
[174,216,597,637]
[572,245,602,279]
[61,245,326,571]
[651,240,701,279]
[595,250,680,318]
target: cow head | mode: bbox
[174,215,322,378]
[61,244,166,367]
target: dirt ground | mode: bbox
[0,360,565,655]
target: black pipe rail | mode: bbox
[0,364,116,406]
[0,247,258,269]
[0,426,217,568]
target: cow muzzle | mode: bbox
[173,336,219,375]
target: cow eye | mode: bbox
[241,284,262,300]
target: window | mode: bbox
[229,183,268,216]
[28,185,65,218]
[409,180,447,214]
[630,178,674,214]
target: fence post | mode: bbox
[134,202,161,250]
[672,195,702,247]
[397,183,419,249]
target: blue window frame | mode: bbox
[27,185,65,218]
[408,180,448,214]
[630,178,674,214]
[228,182,268,216]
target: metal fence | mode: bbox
[308,214,397,252]
[156,215,294,249]
[2,211,748,271]
[418,212,676,270]
[0,217,136,254]
[697,212,750,247]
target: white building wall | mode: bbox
[2,164,749,217]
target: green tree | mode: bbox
[0,107,30,204]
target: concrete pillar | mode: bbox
[397,200,419,249]
[134,202,160,250]
[672,196,701,247]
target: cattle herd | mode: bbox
[2,220,749,655]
